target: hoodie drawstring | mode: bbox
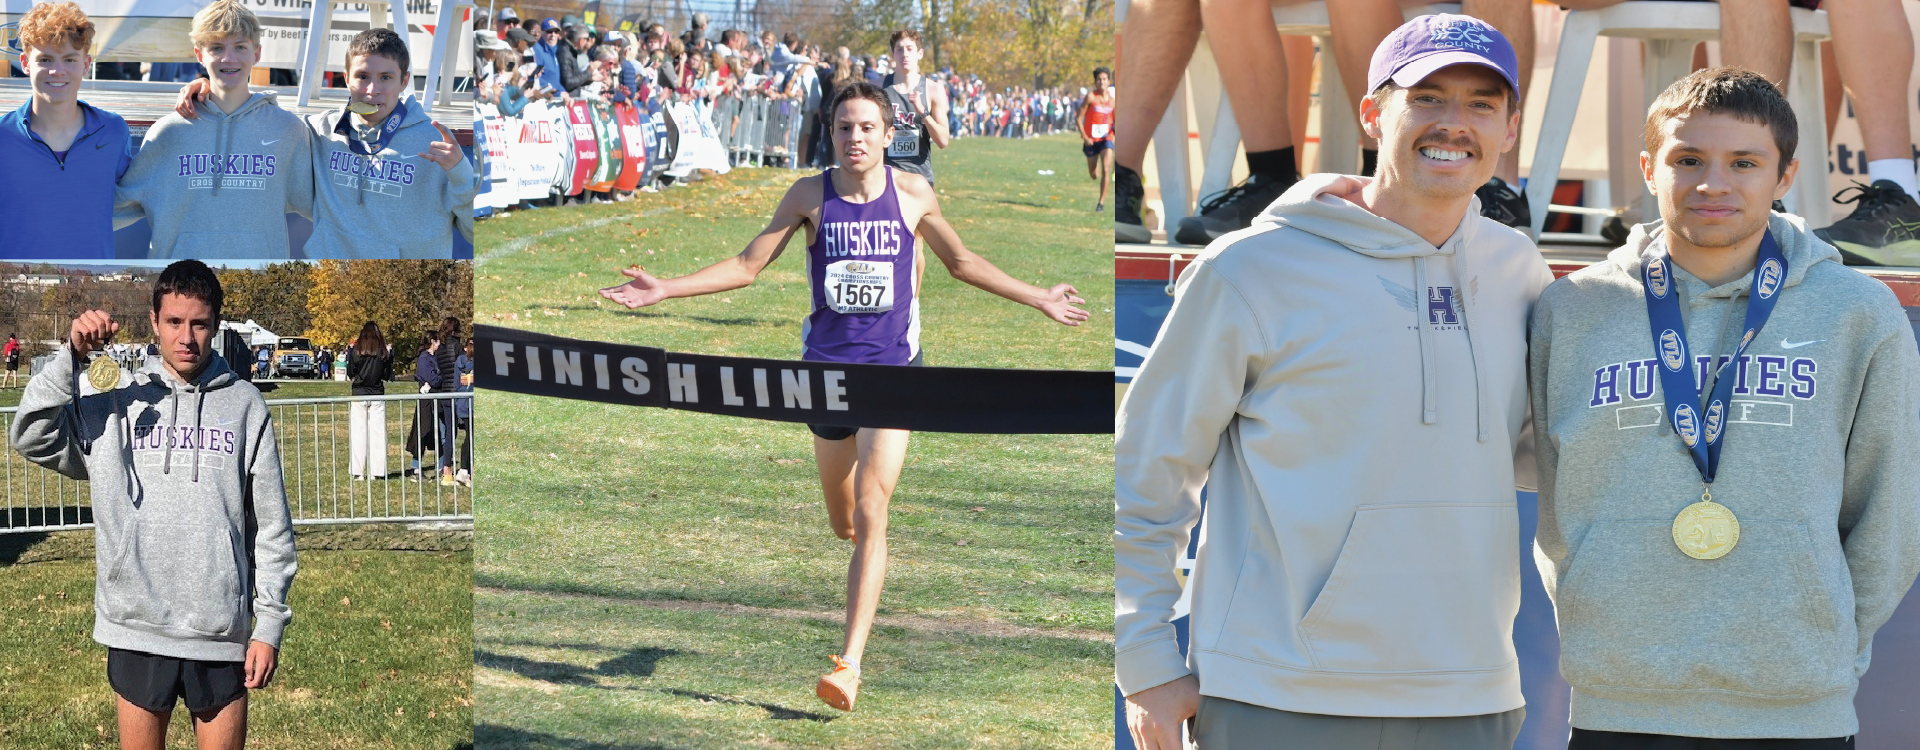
[163,390,178,474]
[1414,257,1438,425]
[1449,236,1490,443]
[192,388,205,483]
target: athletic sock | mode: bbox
[1867,158,1920,202]
[1362,148,1379,178]
[1244,147,1298,183]
[839,655,861,674]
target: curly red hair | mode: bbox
[18,1,94,55]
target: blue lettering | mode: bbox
[1791,357,1817,399]
[1590,363,1622,407]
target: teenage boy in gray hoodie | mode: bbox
[1529,67,1920,747]
[177,27,473,258]
[10,260,296,750]
[114,0,312,258]
[1117,15,1552,750]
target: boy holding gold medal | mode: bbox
[1529,68,1920,747]
[10,260,296,750]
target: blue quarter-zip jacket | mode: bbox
[0,100,132,258]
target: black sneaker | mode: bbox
[1115,165,1152,244]
[1172,173,1294,246]
[1476,176,1530,229]
[1815,180,1920,266]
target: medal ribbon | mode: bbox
[1641,230,1787,484]
[335,98,409,156]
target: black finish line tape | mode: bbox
[474,325,1114,434]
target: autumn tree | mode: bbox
[305,261,475,378]
[220,262,315,338]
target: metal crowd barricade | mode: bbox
[0,392,474,534]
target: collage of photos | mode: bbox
[14,0,1920,747]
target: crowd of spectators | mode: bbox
[472,8,1095,174]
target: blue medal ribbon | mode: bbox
[1641,230,1787,484]
[335,99,408,156]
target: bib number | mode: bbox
[889,128,920,158]
[825,260,895,314]
[1089,123,1109,139]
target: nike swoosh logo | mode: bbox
[261,139,279,145]
[94,142,107,149]
[1781,338,1823,349]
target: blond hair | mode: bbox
[18,2,94,55]
[190,0,262,47]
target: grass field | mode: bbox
[0,543,473,750]
[474,133,1114,748]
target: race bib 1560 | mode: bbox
[824,260,895,314]
[889,129,919,158]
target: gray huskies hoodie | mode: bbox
[113,91,314,258]
[11,347,295,662]
[1530,213,1920,738]
[304,96,476,257]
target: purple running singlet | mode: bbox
[803,167,921,365]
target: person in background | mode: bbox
[432,317,461,487]
[3,333,19,388]
[405,329,440,478]
[347,321,393,481]
[453,338,474,487]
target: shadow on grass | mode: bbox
[0,506,93,564]
[476,646,837,723]
[475,724,685,750]
[656,687,836,722]
[475,646,688,685]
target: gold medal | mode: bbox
[348,101,380,116]
[85,355,120,392]
[1672,485,1739,560]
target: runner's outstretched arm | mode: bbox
[904,179,1089,326]
[600,177,814,308]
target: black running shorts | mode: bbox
[807,350,924,440]
[107,647,246,714]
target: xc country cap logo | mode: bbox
[1704,400,1725,444]
[1646,257,1670,298]
[1660,329,1687,372]
[846,261,873,274]
[1674,403,1700,447]
[1432,19,1494,48]
[1756,259,1783,299]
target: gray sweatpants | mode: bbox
[1195,697,1526,750]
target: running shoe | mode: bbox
[1114,165,1152,244]
[1815,180,1920,266]
[816,655,860,711]
[1095,201,1105,213]
[440,471,456,487]
[1476,176,1530,229]
[1172,173,1293,246]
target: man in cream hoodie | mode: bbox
[1117,15,1552,749]
[1530,68,1920,747]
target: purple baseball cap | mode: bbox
[1367,14,1521,102]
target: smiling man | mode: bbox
[114,0,312,258]
[1117,15,1550,750]
[0,1,131,258]
[596,80,1087,712]
[1529,68,1920,749]
[11,260,296,750]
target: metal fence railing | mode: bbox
[712,92,807,170]
[0,392,474,534]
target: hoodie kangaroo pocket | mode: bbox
[1557,520,1847,698]
[1296,503,1519,673]
[99,522,245,638]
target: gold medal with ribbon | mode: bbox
[1672,485,1740,560]
[85,355,121,392]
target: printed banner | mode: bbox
[475,325,1114,434]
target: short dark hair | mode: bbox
[1645,66,1798,177]
[831,80,894,126]
[152,260,223,320]
[346,27,409,78]
[782,32,799,48]
[1093,66,1110,81]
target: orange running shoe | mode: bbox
[815,655,861,711]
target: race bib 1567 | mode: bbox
[824,260,895,314]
